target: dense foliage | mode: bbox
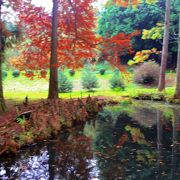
[98,0,179,66]
[58,71,73,93]
[12,70,20,77]
[109,71,125,90]
[81,68,99,91]
[134,61,160,86]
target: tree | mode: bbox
[174,15,180,99]
[10,0,98,98]
[99,31,139,72]
[0,0,19,112]
[0,0,6,112]
[158,0,170,91]
[48,0,59,99]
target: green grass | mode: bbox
[3,68,176,102]
[4,83,175,102]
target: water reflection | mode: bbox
[0,102,180,179]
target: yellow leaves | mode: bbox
[128,48,160,65]
[125,125,149,145]
[142,23,164,40]
[145,0,158,4]
[114,0,156,7]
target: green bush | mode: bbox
[69,69,75,76]
[58,71,73,93]
[99,68,106,75]
[12,70,20,77]
[134,61,160,86]
[109,71,125,91]
[2,70,8,80]
[81,69,99,91]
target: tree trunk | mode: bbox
[0,0,7,112]
[48,0,59,99]
[174,15,180,99]
[158,0,170,91]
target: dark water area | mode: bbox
[0,101,180,180]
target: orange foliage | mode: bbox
[9,0,99,74]
[115,0,139,7]
[100,31,140,72]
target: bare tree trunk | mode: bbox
[158,0,170,91]
[174,15,180,99]
[0,0,7,112]
[48,0,59,99]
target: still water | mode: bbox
[0,101,180,180]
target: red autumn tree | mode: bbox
[10,0,98,72]
[10,0,99,98]
[99,31,140,72]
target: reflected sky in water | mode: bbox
[0,102,180,179]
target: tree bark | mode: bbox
[174,15,180,99]
[48,0,59,99]
[0,0,7,112]
[158,0,170,91]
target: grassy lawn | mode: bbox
[3,69,176,102]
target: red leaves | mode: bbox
[116,133,129,149]
[100,31,140,72]
[10,0,98,75]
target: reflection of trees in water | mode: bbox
[1,105,180,180]
[133,107,157,127]
[93,107,180,179]
[94,111,156,179]
[171,108,180,179]
[49,135,95,179]
[0,146,49,179]
[0,129,98,180]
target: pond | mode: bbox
[0,101,180,179]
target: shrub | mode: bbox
[134,61,160,86]
[12,70,20,77]
[81,69,99,91]
[58,71,73,93]
[99,68,106,75]
[2,70,8,79]
[69,69,75,76]
[109,71,125,91]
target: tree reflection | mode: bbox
[156,109,163,179]
[1,104,180,179]
[93,110,156,179]
[171,108,180,178]
[92,105,180,179]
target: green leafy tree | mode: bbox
[109,71,125,90]
[98,0,178,63]
[58,71,73,93]
[81,68,99,91]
